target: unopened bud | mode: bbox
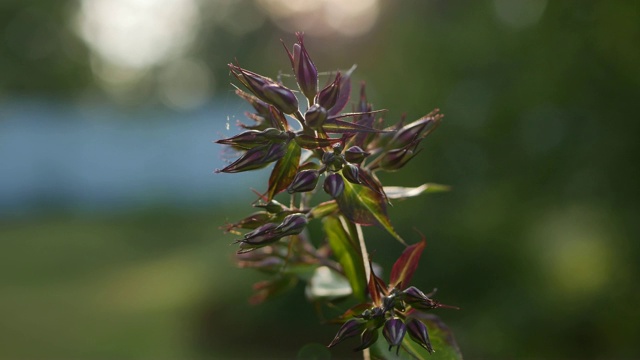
[328,318,366,348]
[261,84,299,115]
[316,72,342,110]
[354,326,379,351]
[323,173,345,198]
[304,104,327,129]
[344,146,369,164]
[406,318,433,353]
[342,163,361,185]
[283,32,318,102]
[275,213,308,236]
[388,114,440,149]
[378,142,420,171]
[287,169,320,193]
[383,318,407,354]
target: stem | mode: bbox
[355,223,371,282]
[363,348,371,360]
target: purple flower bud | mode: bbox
[283,32,318,102]
[275,213,308,236]
[354,326,380,351]
[342,163,361,185]
[229,63,299,115]
[324,173,345,198]
[344,146,369,164]
[229,63,273,100]
[383,318,407,354]
[287,169,320,193]
[261,84,299,115]
[216,128,287,150]
[316,72,342,110]
[236,223,281,253]
[328,318,366,348]
[216,141,287,174]
[235,89,271,118]
[377,141,420,172]
[388,114,441,149]
[304,104,327,129]
[406,318,433,353]
[402,286,439,310]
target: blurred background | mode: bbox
[1,0,639,358]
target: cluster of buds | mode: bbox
[328,241,458,354]
[216,33,457,356]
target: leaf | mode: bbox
[305,266,353,301]
[266,140,301,201]
[384,183,451,200]
[323,118,388,134]
[371,314,462,360]
[323,216,367,301]
[294,134,342,149]
[335,175,405,245]
[389,239,426,289]
[309,200,338,219]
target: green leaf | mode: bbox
[389,239,426,289]
[309,200,338,219]
[323,216,367,301]
[384,183,451,200]
[267,140,301,201]
[371,314,462,360]
[305,266,353,301]
[335,175,405,245]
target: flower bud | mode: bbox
[316,72,342,110]
[387,114,440,149]
[275,213,308,236]
[354,326,379,351]
[377,141,420,171]
[323,173,345,198]
[406,318,433,353]
[287,169,320,193]
[342,163,361,185]
[402,286,439,310]
[236,223,281,253]
[383,318,407,354]
[304,104,327,129]
[283,32,318,102]
[328,318,366,348]
[344,146,369,164]
[261,84,299,115]
[216,128,286,150]
[229,64,273,101]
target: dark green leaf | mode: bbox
[323,216,367,301]
[335,175,405,244]
[389,239,426,289]
[384,183,451,200]
[267,140,301,200]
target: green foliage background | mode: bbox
[1,1,638,358]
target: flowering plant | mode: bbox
[216,33,461,359]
